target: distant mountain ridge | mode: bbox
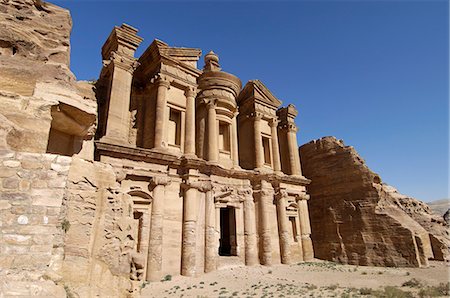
[427,199,450,216]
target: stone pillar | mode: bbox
[184,87,196,156]
[275,189,291,264]
[146,176,171,281]
[231,111,240,168]
[153,76,170,149]
[253,113,264,169]
[181,182,198,277]
[297,194,314,261]
[240,188,258,266]
[181,180,212,276]
[207,100,218,163]
[204,184,216,273]
[100,24,142,144]
[258,181,273,265]
[269,118,282,174]
[287,124,301,176]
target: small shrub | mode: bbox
[359,287,374,295]
[402,278,422,288]
[418,282,450,297]
[61,219,70,233]
[161,274,172,282]
[326,284,338,290]
[268,270,273,274]
[361,271,367,275]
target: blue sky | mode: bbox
[54,0,449,202]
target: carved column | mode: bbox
[203,183,216,273]
[231,111,240,168]
[153,76,170,149]
[181,180,212,276]
[184,87,196,156]
[297,194,313,261]
[287,124,301,176]
[253,113,264,169]
[146,176,171,281]
[275,189,291,264]
[241,188,258,266]
[258,181,273,265]
[269,118,282,174]
[207,100,218,163]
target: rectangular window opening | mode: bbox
[168,108,181,146]
[289,216,298,242]
[262,136,271,165]
[219,122,231,152]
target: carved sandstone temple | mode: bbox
[94,24,313,281]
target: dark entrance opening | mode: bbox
[219,207,237,256]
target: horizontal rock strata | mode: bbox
[299,136,449,267]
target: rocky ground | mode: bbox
[141,260,449,298]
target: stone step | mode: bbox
[218,256,245,270]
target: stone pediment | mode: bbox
[138,39,201,76]
[237,80,282,109]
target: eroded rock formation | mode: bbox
[0,0,96,156]
[0,1,138,296]
[299,136,450,267]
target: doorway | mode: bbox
[219,207,237,256]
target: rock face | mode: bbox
[299,137,449,267]
[0,1,138,296]
[0,0,96,156]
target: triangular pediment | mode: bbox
[237,80,282,109]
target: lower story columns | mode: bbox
[276,189,292,264]
[241,188,258,266]
[181,179,212,276]
[203,184,216,273]
[297,194,314,261]
[258,181,273,265]
[146,177,171,281]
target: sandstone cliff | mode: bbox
[0,0,96,156]
[299,136,449,267]
[0,1,140,296]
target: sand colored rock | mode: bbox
[0,0,96,156]
[299,136,449,267]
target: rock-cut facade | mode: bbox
[92,24,314,281]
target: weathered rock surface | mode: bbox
[0,0,96,155]
[61,157,138,297]
[299,136,449,267]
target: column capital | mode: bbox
[182,180,212,192]
[281,122,298,132]
[184,86,197,98]
[149,176,171,188]
[151,75,171,88]
[250,112,263,121]
[275,189,289,201]
[108,51,140,74]
[206,99,217,110]
[269,118,279,128]
[295,193,310,201]
[237,187,253,197]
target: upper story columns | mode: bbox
[252,112,265,169]
[207,100,219,163]
[184,87,197,156]
[99,24,143,145]
[277,104,302,176]
[197,51,242,167]
[269,118,282,174]
[153,76,171,149]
